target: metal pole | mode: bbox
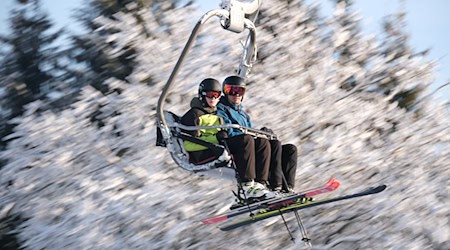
[157,10,230,128]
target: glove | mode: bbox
[216,130,228,142]
[260,127,274,134]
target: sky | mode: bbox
[0,0,449,101]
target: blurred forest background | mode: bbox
[0,0,449,249]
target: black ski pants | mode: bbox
[225,134,271,183]
[268,140,298,190]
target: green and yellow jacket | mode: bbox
[180,97,223,152]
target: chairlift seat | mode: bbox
[156,111,232,172]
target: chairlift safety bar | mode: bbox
[172,123,277,140]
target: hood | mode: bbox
[190,97,216,113]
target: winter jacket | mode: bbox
[216,97,252,137]
[180,97,223,152]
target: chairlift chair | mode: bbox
[156,0,275,173]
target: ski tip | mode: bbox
[326,178,340,189]
[365,184,387,194]
[331,180,341,189]
[375,184,387,192]
[203,215,228,225]
[326,178,337,185]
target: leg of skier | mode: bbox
[281,144,298,192]
[268,140,283,191]
[253,137,276,199]
[254,137,271,183]
[225,135,274,200]
[225,134,255,182]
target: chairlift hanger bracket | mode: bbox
[222,0,260,33]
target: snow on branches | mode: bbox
[0,1,449,249]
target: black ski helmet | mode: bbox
[198,78,221,98]
[222,75,246,88]
[222,75,247,99]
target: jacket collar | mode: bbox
[220,96,244,111]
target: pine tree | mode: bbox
[248,0,329,92]
[329,0,378,91]
[65,0,199,132]
[69,0,184,94]
[0,0,62,147]
[374,9,434,111]
[328,0,434,111]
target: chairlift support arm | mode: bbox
[155,1,263,173]
[157,0,260,129]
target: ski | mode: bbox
[219,184,387,231]
[202,178,340,225]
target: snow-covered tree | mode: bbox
[0,0,448,249]
[371,9,435,111]
[0,0,64,148]
[328,0,378,92]
[69,0,190,94]
[327,1,435,111]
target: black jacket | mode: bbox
[180,97,217,137]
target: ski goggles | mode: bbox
[204,91,221,99]
[223,85,246,96]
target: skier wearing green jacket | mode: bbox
[180,78,227,164]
